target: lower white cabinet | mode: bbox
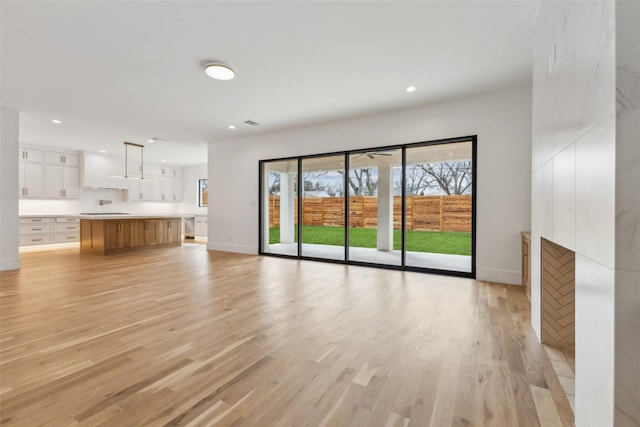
[194,215,208,238]
[19,217,80,246]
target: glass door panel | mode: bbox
[404,141,473,272]
[347,149,402,266]
[261,159,298,256]
[300,155,345,260]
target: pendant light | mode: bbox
[110,141,155,180]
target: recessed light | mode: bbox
[51,119,62,124]
[228,125,236,129]
[161,160,167,163]
[100,150,107,153]
[205,63,235,80]
[406,86,416,93]
[147,139,154,143]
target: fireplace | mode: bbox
[540,238,576,409]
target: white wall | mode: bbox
[208,86,532,285]
[1,109,20,271]
[532,1,640,425]
[179,163,208,215]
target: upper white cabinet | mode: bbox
[46,151,79,167]
[19,156,45,198]
[127,178,154,201]
[20,146,80,199]
[45,165,80,198]
[19,147,44,163]
[79,151,183,202]
[44,149,80,199]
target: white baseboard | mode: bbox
[477,268,521,285]
[207,242,258,255]
[0,257,21,271]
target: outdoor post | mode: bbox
[377,164,394,251]
[279,172,295,243]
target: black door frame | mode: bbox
[258,135,477,278]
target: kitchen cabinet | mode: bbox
[18,217,79,246]
[153,176,173,202]
[105,220,133,250]
[45,164,80,198]
[20,146,80,199]
[19,161,45,198]
[133,219,161,246]
[80,217,182,254]
[46,151,79,167]
[55,218,80,243]
[19,148,44,162]
[194,215,208,238]
[162,218,181,243]
[172,178,183,202]
[19,218,55,246]
[127,179,154,201]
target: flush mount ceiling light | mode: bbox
[228,125,236,129]
[205,63,235,80]
[406,86,416,93]
[51,119,62,124]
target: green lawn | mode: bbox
[269,225,471,256]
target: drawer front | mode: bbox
[56,223,80,233]
[20,224,54,234]
[20,235,55,246]
[56,232,80,243]
[56,217,79,223]
[20,217,54,224]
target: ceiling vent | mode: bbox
[244,120,260,126]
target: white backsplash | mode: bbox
[20,188,182,215]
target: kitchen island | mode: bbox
[79,215,182,255]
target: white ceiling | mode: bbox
[1,1,538,165]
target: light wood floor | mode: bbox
[0,244,573,426]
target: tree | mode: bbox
[336,168,377,196]
[399,161,472,195]
[268,173,280,195]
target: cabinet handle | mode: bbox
[32,238,42,242]
[32,219,42,222]
[25,188,28,196]
[139,193,143,200]
[66,236,75,239]
[25,152,28,160]
[67,226,74,229]
[32,228,42,231]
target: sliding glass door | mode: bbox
[404,141,473,273]
[347,149,402,266]
[300,155,345,261]
[259,136,475,277]
[261,159,298,256]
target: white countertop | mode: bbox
[20,213,196,219]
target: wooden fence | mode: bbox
[268,195,472,232]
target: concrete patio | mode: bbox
[265,242,472,273]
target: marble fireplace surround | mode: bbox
[532,1,639,425]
